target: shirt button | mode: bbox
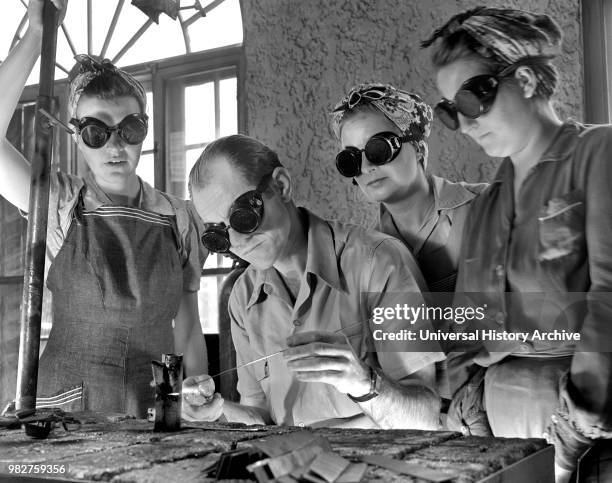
[495,265,505,278]
[495,312,505,324]
[293,319,301,327]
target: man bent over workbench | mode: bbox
[182,135,445,429]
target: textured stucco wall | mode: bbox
[241,0,583,226]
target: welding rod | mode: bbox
[209,319,368,379]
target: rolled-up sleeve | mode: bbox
[180,200,208,292]
[366,238,446,382]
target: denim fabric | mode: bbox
[446,364,492,436]
[44,171,204,291]
[38,196,183,418]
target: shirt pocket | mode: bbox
[538,190,585,262]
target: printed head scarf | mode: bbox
[68,54,147,118]
[330,83,433,167]
[421,7,562,96]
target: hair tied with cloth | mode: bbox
[420,6,488,48]
[421,7,562,98]
[330,82,433,168]
[68,54,147,118]
[72,54,118,76]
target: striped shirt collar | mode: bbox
[82,171,174,215]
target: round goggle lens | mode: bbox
[455,91,484,118]
[434,103,459,131]
[364,138,392,165]
[201,231,230,253]
[121,119,148,144]
[81,125,110,148]
[335,149,361,178]
[229,208,260,233]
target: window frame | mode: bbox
[582,0,612,123]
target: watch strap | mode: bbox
[347,366,380,403]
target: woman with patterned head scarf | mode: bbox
[330,83,486,294]
[424,7,612,481]
[330,84,488,409]
[0,0,207,417]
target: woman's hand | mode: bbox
[28,0,68,34]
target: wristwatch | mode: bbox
[347,366,381,403]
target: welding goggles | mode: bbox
[434,63,519,131]
[201,174,272,253]
[69,113,148,149]
[336,131,412,178]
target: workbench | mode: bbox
[0,413,553,482]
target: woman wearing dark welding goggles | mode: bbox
[330,83,486,294]
[424,7,612,481]
[0,0,207,417]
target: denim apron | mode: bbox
[37,191,183,417]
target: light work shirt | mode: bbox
[454,121,612,452]
[378,175,486,292]
[229,208,445,427]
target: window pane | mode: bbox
[219,77,237,137]
[185,147,205,195]
[187,0,243,52]
[185,82,215,145]
[142,91,154,152]
[220,254,234,268]
[203,253,234,270]
[136,153,155,187]
[6,0,244,85]
[198,276,219,334]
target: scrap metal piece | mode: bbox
[335,462,367,483]
[151,353,183,431]
[303,452,350,483]
[247,431,332,482]
[16,407,81,439]
[361,454,457,483]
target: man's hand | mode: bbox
[182,374,224,422]
[283,330,371,396]
[28,0,68,34]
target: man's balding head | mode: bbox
[189,134,282,196]
[189,135,299,270]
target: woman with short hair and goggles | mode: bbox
[330,83,488,415]
[0,0,207,417]
[423,6,612,481]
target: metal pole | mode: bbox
[15,0,60,412]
